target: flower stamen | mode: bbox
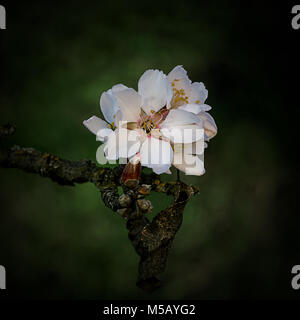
[108,121,115,129]
[138,108,169,135]
[171,80,189,108]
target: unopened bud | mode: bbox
[121,158,141,188]
[119,194,132,208]
[137,199,152,213]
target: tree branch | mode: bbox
[0,124,199,292]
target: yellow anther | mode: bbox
[150,109,155,114]
[171,84,190,108]
[108,121,115,129]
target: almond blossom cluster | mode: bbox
[83,66,217,176]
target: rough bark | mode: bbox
[0,124,199,292]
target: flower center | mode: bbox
[138,108,169,135]
[141,118,156,134]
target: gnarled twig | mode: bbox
[0,124,198,292]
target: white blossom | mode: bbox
[167,65,217,141]
[83,66,217,176]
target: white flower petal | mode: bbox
[201,104,212,112]
[149,128,162,140]
[103,131,117,160]
[140,137,173,174]
[83,116,112,141]
[103,128,141,160]
[173,154,205,176]
[161,109,200,127]
[114,110,123,127]
[100,90,119,124]
[161,124,204,144]
[173,139,205,157]
[178,103,211,114]
[190,82,208,104]
[113,88,141,122]
[197,111,217,141]
[167,65,192,102]
[135,128,148,144]
[111,83,128,93]
[168,65,188,79]
[138,69,173,114]
[97,128,113,142]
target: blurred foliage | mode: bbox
[0,1,297,299]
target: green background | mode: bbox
[0,1,298,299]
